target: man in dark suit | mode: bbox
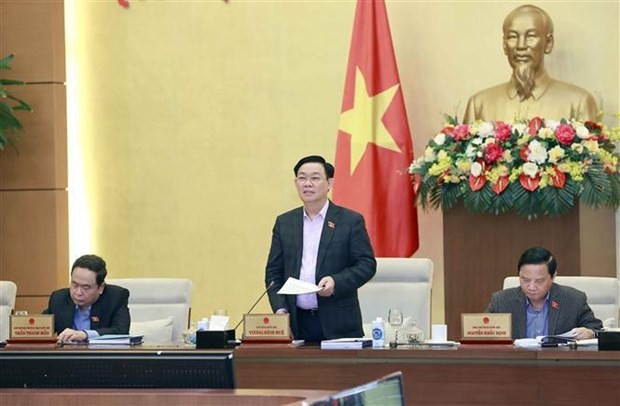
[265,155,376,341]
[44,254,130,343]
[486,247,601,339]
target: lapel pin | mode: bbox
[551,301,559,309]
[328,221,335,229]
[91,316,100,323]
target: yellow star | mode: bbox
[339,67,402,175]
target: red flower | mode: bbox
[519,146,529,161]
[528,117,544,136]
[441,126,455,136]
[527,117,545,137]
[494,121,512,142]
[484,143,503,164]
[469,174,486,191]
[555,124,576,146]
[492,176,510,194]
[550,167,566,188]
[453,124,470,141]
[519,174,540,191]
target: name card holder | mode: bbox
[8,314,57,344]
[242,313,291,344]
[460,313,513,344]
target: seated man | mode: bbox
[43,254,130,343]
[485,247,601,340]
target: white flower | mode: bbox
[538,128,554,139]
[470,161,483,177]
[575,124,590,140]
[527,140,548,164]
[545,119,560,131]
[523,162,539,178]
[483,137,495,146]
[465,144,477,158]
[512,123,527,135]
[424,146,436,162]
[472,137,483,145]
[478,122,495,137]
[433,133,446,145]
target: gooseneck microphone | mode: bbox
[233,281,275,331]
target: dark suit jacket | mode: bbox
[485,283,602,339]
[265,201,376,340]
[43,284,131,336]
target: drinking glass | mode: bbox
[388,308,404,347]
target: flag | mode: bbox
[333,0,419,257]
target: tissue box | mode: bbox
[598,331,620,351]
[196,330,236,349]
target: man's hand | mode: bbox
[572,327,595,340]
[317,276,335,297]
[57,328,88,343]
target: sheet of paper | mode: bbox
[277,277,321,295]
[209,315,229,330]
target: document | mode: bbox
[514,329,581,348]
[277,277,321,295]
[320,338,372,350]
[88,334,144,345]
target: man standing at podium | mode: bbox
[486,247,602,340]
[265,155,376,342]
[44,254,130,343]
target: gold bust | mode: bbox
[463,4,597,123]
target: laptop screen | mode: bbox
[304,371,405,406]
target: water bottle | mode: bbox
[372,317,385,348]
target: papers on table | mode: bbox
[88,334,144,345]
[419,340,460,347]
[321,337,372,350]
[277,277,321,295]
[513,329,593,348]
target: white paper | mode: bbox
[277,277,321,295]
[513,338,541,348]
[209,315,229,330]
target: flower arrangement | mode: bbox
[409,115,620,218]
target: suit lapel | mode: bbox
[292,207,304,278]
[316,202,338,277]
[90,299,101,330]
[512,289,527,338]
[547,284,560,335]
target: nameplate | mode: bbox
[9,314,55,340]
[243,313,290,341]
[461,313,512,342]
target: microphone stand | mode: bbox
[233,281,275,332]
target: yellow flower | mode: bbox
[581,140,599,153]
[538,128,554,139]
[548,146,565,164]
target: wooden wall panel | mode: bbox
[0,0,65,83]
[0,84,67,190]
[0,190,68,295]
[14,296,49,314]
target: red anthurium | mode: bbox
[441,126,455,136]
[528,117,544,136]
[550,168,566,188]
[519,174,540,191]
[519,146,529,161]
[492,176,510,194]
[118,0,130,8]
[469,174,486,191]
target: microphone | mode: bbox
[233,281,275,331]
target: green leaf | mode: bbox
[0,54,15,70]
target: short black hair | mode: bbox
[517,247,557,277]
[293,155,335,179]
[71,254,108,286]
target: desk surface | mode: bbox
[234,344,620,406]
[3,343,619,405]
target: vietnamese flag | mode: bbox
[333,0,418,257]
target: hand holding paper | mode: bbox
[277,277,321,295]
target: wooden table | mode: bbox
[234,344,620,406]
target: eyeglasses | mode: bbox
[295,176,325,185]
